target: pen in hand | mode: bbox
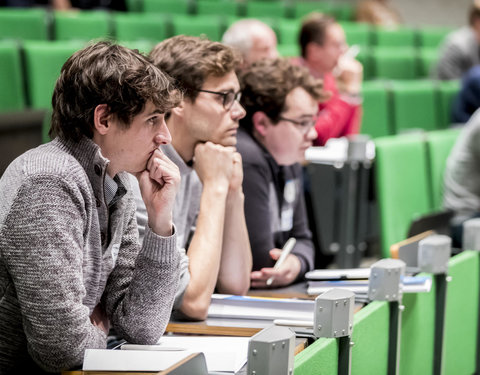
[266,238,297,286]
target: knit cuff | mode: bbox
[141,224,177,263]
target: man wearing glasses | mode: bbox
[238,58,327,287]
[130,36,252,320]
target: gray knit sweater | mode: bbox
[0,137,179,374]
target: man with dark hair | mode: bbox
[130,36,252,320]
[294,12,363,146]
[434,1,480,80]
[238,58,327,287]
[0,41,182,373]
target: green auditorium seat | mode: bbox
[277,19,300,45]
[294,337,338,375]
[374,134,431,257]
[399,272,436,375]
[417,47,439,78]
[351,301,390,374]
[417,26,452,48]
[245,1,287,18]
[340,22,372,48]
[114,13,168,43]
[0,41,25,111]
[425,128,461,211]
[277,44,299,57]
[437,79,461,129]
[0,8,49,41]
[125,0,143,12]
[356,46,373,80]
[390,80,438,133]
[195,0,238,16]
[361,80,392,138]
[371,47,418,80]
[443,251,480,375]
[331,2,354,21]
[172,15,223,41]
[143,0,192,14]
[119,40,155,54]
[23,41,86,109]
[53,10,112,41]
[373,26,416,48]
[292,1,333,19]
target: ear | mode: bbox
[252,111,270,137]
[170,99,185,117]
[93,104,111,135]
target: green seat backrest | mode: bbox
[373,27,416,48]
[361,80,391,138]
[53,10,112,41]
[0,40,25,111]
[443,251,480,375]
[340,22,372,48]
[277,19,300,45]
[277,43,299,57]
[294,337,338,375]
[292,1,333,19]
[125,0,143,12]
[351,301,389,374]
[171,15,223,41]
[426,128,461,210]
[114,13,168,42]
[195,0,238,16]
[390,80,438,133]
[374,134,431,257]
[0,8,48,41]
[118,40,155,54]
[357,46,373,80]
[246,1,287,18]
[331,3,354,21]
[417,26,452,48]
[399,272,436,375]
[23,41,86,109]
[143,0,192,14]
[372,47,417,80]
[417,47,439,78]
[437,79,460,129]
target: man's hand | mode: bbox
[250,249,302,288]
[90,304,110,335]
[193,142,236,192]
[137,148,180,237]
[336,57,363,96]
[228,152,244,194]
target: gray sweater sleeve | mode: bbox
[1,174,179,372]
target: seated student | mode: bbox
[237,58,327,287]
[130,36,252,320]
[0,42,181,373]
[452,65,480,124]
[444,108,480,248]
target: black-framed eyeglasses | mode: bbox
[278,115,317,135]
[195,89,242,110]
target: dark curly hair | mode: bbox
[50,41,181,142]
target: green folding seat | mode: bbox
[125,0,144,12]
[356,46,373,80]
[340,22,372,48]
[277,44,299,57]
[425,128,461,210]
[23,41,86,109]
[291,1,334,19]
[371,47,418,80]
[399,272,436,375]
[53,11,112,41]
[373,26,417,48]
[417,47,439,78]
[361,80,391,138]
[331,2,353,21]
[277,19,300,45]
[245,1,287,18]
[374,134,431,257]
[437,79,460,129]
[172,15,223,41]
[443,251,480,375]
[390,80,438,133]
[119,40,156,54]
[143,0,192,15]
[294,337,337,375]
[417,26,452,48]
[195,0,238,16]
[114,13,168,42]
[351,301,390,374]
[0,8,48,41]
[0,40,25,111]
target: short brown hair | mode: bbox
[50,41,180,142]
[239,58,327,134]
[299,12,336,58]
[469,0,480,25]
[149,35,241,101]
